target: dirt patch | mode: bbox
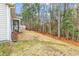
[9,30,79,56]
[26,30,79,46]
[10,40,79,56]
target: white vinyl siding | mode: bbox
[0,4,11,41]
[6,5,11,41]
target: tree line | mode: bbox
[22,3,79,41]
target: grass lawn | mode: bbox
[0,39,79,56]
[0,42,11,56]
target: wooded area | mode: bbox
[22,3,79,41]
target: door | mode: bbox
[13,20,19,32]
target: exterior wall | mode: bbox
[6,4,12,41]
[0,4,11,41]
[10,7,16,19]
[10,6,16,32]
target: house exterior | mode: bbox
[0,4,16,41]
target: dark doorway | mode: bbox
[13,20,19,32]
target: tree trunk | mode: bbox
[57,4,61,37]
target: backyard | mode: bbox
[0,30,79,56]
[0,3,79,56]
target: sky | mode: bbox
[15,3,76,14]
[16,3,23,14]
